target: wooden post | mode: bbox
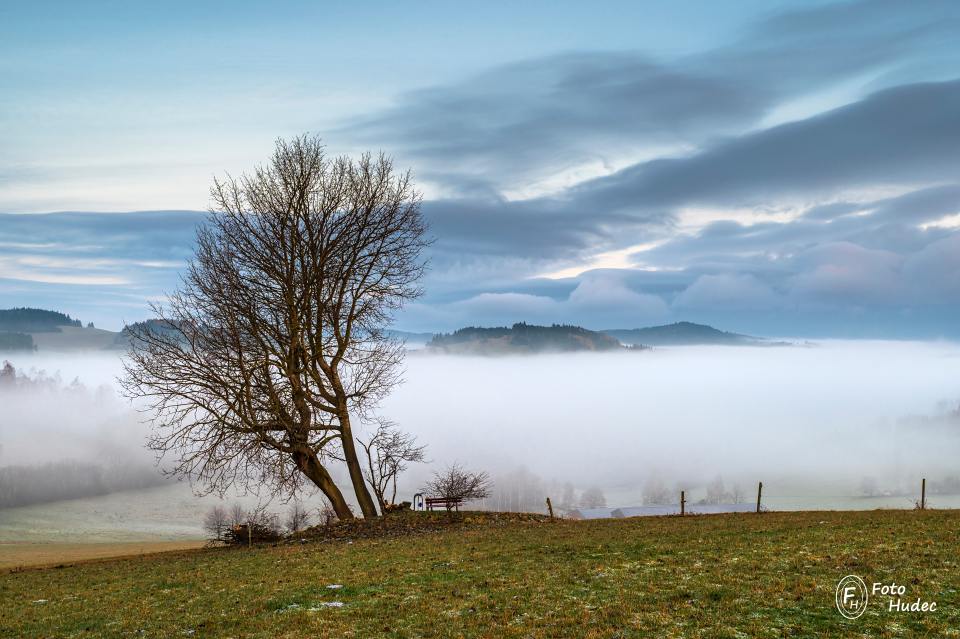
[680,490,685,516]
[546,497,555,520]
[756,481,763,514]
[247,519,252,547]
[921,478,926,510]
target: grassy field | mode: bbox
[1,510,958,638]
[0,541,206,571]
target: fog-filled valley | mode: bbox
[2,340,959,541]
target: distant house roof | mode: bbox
[611,503,755,518]
[568,508,615,520]
[611,505,678,518]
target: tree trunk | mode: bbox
[338,412,380,517]
[294,451,354,521]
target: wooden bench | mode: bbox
[425,496,463,511]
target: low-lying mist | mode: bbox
[384,340,960,506]
[2,340,959,515]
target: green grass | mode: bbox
[2,510,959,638]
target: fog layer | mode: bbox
[382,340,960,503]
[3,341,959,511]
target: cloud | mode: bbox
[342,0,959,196]
[345,52,767,193]
[585,80,960,215]
[903,235,960,301]
[406,271,669,330]
[789,242,905,307]
[0,211,203,328]
[673,274,782,312]
[418,80,960,308]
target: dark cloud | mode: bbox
[347,51,768,190]
[419,79,960,303]
[343,0,959,193]
[586,80,960,213]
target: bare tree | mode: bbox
[423,464,491,511]
[122,135,429,519]
[357,420,426,512]
[731,483,744,504]
[317,503,339,526]
[705,475,729,504]
[203,505,229,542]
[557,482,577,513]
[285,501,310,533]
[228,502,247,528]
[579,486,606,509]
[642,477,670,505]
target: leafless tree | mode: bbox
[203,505,229,542]
[579,486,606,509]
[642,477,670,505]
[557,482,577,513]
[423,464,491,511]
[357,420,426,512]
[731,483,744,504]
[285,501,310,532]
[121,135,429,519]
[317,503,339,526]
[859,476,880,497]
[248,504,281,534]
[228,502,247,527]
[705,475,729,504]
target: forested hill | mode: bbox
[426,323,628,355]
[0,307,116,352]
[602,322,759,346]
[0,308,82,333]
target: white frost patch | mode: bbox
[277,601,346,613]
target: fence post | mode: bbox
[545,497,555,520]
[921,478,926,510]
[680,490,685,516]
[756,482,763,514]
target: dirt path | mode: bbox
[1,540,206,570]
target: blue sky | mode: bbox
[1,1,959,335]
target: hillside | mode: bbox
[0,309,775,354]
[26,325,120,351]
[427,322,627,355]
[603,321,760,346]
[0,307,114,353]
[0,309,188,353]
[3,510,957,637]
[0,308,82,333]
[0,331,34,351]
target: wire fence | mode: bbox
[431,478,955,519]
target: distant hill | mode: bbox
[427,323,630,355]
[0,308,771,354]
[0,307,121,353]
[112,319,188,349]
[602,322,761,346]
[0,308,82,333]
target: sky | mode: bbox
[1,0,958,335]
